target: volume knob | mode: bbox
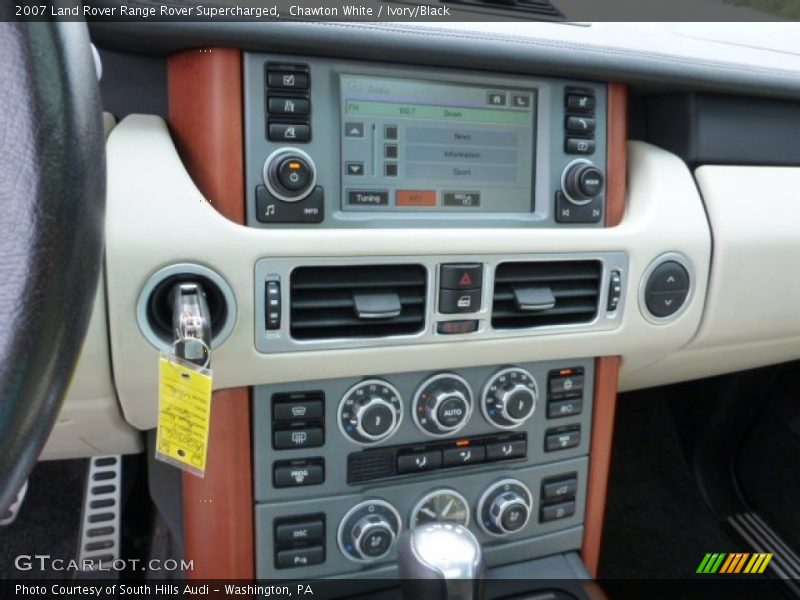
[263,147,317,202]
[562,160,604,205]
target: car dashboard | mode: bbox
[44,18,800,587]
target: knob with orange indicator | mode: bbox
[262,147,317,202]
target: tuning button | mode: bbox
[413,374,473,437]
[481,367,538,430]
[477,479,533,536]
[338,499,402,563]
[262,147,317,202]
[562,160,604,205]
[338,379,403,446]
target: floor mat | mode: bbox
[0,459,87,579]
[598,389,743,579]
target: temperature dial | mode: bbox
[338,379,403,446]
[338,499,402,563]
[477,479,533,537]
[413,373,473,437]
[481,367,538,430]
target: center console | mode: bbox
[241,53,618,582]
[253,359,593,577]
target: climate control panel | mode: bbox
[253,358,593,578]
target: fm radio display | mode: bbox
[339,75,536,212]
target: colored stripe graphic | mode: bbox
[758,554,773,573]
[698,553,773,574]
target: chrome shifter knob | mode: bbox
[398,523,485,600]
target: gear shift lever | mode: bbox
[398,523,485,600]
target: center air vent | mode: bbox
[492,260,602,330]
[290,264,427,341]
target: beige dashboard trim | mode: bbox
[622,164,800,390]
[105,116,711,429]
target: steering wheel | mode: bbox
[0,18,106,511]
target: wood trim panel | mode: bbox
[581,356,621,577]
[167,47,245,224]
[182,388,254,579]
[605,83,628,228]
[168,48,254,579]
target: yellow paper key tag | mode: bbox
[155,352,213,478]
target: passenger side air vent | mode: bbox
[440,0,562,18]
[290,264,427,340]
[492,260,602,329]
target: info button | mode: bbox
[397,190,436,207]
[348,190,389,207]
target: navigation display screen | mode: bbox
[339,75,536,212]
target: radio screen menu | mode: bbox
[339,75,536,213]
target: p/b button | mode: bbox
[278,158,312,191]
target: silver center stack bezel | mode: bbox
[255,252,628,353]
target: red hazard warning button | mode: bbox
[439,263,483,291]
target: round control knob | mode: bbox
[338,499,402,563]
[562,160,604,205]
[262,147,316,202]
[481,367,538,430]
[477,479,533,537]
[352,515,396,559]
[413,374,473,438]
[338,379,403,446]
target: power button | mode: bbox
[263,147,317,202]
[278,158,312,191]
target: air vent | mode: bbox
[290,264,427,340]
[440,0,563,18]
[492,260,602,329]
